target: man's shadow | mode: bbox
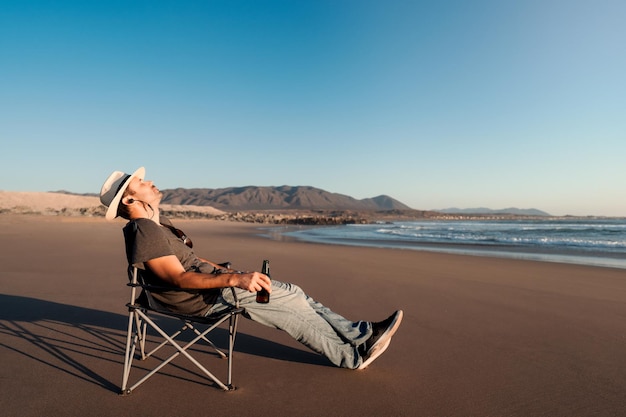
[0,294,328,393]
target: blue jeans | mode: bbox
[205,280,372,369]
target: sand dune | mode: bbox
[0,191,224,215]
[0,191,100,210]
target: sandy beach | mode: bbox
[1,214,625,416]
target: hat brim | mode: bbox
[105,167,145,220]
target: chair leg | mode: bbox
[185,321,228,359]
[227,313,240,388]
[139,321,228,360]
[135,312,147,360]
[125,310,235,392]
[121,310,138,395]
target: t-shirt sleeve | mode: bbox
[124,219,174,268]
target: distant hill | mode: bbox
[439,207,551,216]
[0,191,225,217]
[161,186,412,211]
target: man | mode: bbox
[101,167,402,369]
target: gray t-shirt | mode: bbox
[123,217,219,315]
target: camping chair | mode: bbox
[121,265,244,394]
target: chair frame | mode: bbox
[121,266,243,394]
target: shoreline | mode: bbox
[259,224,626,270]
[2,213,624,269]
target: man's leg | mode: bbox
[210,280,368,369]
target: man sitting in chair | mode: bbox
[101,167,402,370]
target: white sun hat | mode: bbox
[100,167,145,220]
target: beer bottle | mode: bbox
[256,259,270,303]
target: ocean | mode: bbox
[268,218,626,269]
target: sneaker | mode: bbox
[357,310,403,370]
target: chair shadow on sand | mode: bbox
[0,293,329,393]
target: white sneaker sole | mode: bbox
[357,338,391,370]
[357,310,403,370]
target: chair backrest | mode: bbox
[127,266,180,315]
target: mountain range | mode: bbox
[17,188,550,217]
[439,207,551,216]
[161,186,412,211]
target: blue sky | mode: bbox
[1,0,624,216]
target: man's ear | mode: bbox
[122,197,135,205]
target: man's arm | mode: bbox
[145,255,271,293]
[196,256,236,272]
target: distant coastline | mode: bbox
[2,205,621,225]
[0,191,621,223]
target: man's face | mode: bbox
[127,177,162,204]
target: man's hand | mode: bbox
[232,271,272,294]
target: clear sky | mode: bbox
[1,0,624,216]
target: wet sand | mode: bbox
[1,215,626,416]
